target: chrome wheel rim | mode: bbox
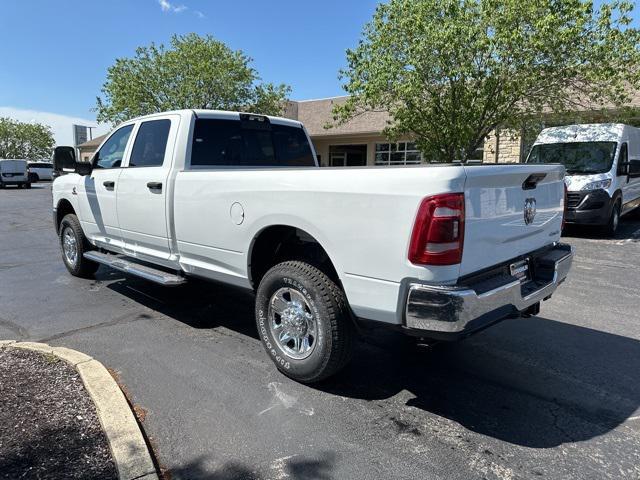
[62,227,78,266]
[613,209,619,231]
[268,287,317,360]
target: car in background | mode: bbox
[27,161,54,182]
[0,159,31,189]
[526,123,640,235]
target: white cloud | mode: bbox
[0,107,111,148]
[194,10,205,18]
[158,0,187,13]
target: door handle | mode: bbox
[147,182,162,191]
[103,181,115,188]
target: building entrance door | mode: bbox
[329,145,367,166]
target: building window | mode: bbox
[468,146,484,162]
[375,142,422,166]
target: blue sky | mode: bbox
[0,0,377,142]
[0,0,636,144]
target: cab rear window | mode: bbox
[190,118,315,168]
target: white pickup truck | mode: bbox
[52,110,574,383]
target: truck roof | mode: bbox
[129,109,304,129]
[535,123,628,144]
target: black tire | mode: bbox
[255,261,354,383]
[25,182,31,189]
[0,182,4,189]
[603,200,621,237]
[59,213,99,278]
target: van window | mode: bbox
[526,141,617,174]
[129,119,171,168]
[94,125,134,169]
[190,119,315,167]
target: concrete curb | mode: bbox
[2,341,158,480]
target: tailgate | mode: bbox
[460,164,565,276]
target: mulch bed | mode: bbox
[0,346,117,480]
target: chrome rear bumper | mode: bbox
[404,243,574,337]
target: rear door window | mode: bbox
[129,119,171,168]
[190,118,314,167]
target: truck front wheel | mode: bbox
[59,214,99,278]
[255,261,354,383]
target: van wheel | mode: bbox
[25,182,31,189]
[255,261,354,383]
[59,214,99,278]
[604,201,621,237]
[0,182,4,189]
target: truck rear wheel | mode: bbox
[59,214,99,278]
[255,261,354,383]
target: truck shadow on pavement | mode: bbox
[104,275,640,450]
[323,318,640,449]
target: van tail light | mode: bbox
[562,182,567,231]
[409,193,465,266]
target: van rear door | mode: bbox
[461,164,565,276]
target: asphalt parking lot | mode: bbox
[1,184,640,480]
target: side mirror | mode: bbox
[52,146,76,174]
[629,159,640,178]
[75,161,93,176]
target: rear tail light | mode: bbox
[562,182,567,231]
[409,193,465,265]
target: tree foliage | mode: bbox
[96,33,291,124]
[333,0,640,162]
[0,117,55,159]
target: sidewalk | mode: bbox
[0,341,157,480]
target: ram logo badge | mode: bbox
[524,198,537,225]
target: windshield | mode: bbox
[526,141,617,174]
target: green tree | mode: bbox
[333,0,640,162]
[0,117,55,159]
[96,33,291,124]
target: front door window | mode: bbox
[93,125,134,169]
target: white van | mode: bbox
[526,124,640,234]
[27,161,54,181]
[0,159,31,189]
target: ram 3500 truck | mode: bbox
[52,110,574,383]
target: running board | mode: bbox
[83,251,186,286]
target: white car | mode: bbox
[0,159,30,189]
[28,161,54,181]
[52,110,573,382]
[526,123,640,235]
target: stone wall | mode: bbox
[483,129,523,163]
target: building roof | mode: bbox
[77,134,107,150]
[288,97,391,137]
